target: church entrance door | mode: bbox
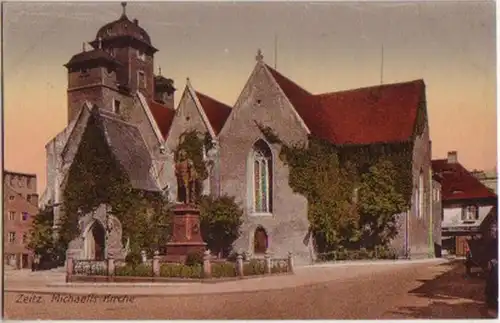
[254,226,268,254]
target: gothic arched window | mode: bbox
[252,140,273,214]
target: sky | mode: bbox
[2,1,497,195]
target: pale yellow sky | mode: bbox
[2,1,497,195]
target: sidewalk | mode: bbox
[5,259,450,297]
[306,257,448,268]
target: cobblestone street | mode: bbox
[4,260,496,319]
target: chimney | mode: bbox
[447,151,458,164]
[133,19,138,25]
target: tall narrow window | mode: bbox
[252,140,273,214]
[113,99,121,114]
[137,71,146,89]
[417,171,424,218]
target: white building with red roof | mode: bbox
[432,151,497,256]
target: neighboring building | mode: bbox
[432,151,498,256]
[3,170,39,269]
[42,3,436,264]
[471,168,498,194]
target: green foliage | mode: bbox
[316,245,397,262]
[271,261,290,274]
[243,259,266,276]
[28,206,55,255]
[185,252,204,266]
[211,262,238,278]
[60,110,172,256]
[159,263,203,278]
[125,251,142,267]
[198,195,243,256]
[256,122,413,254]
[358,159,407,248]
[115,264,153,277]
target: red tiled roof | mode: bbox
[431,159,497,202]
[265,64,424,145]
[195,91,232,135]
[146,99,175,139]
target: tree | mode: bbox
[28,206,55,256]
[357,159,407,249]
[198,195,243,257]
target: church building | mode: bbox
[41,3,438,265]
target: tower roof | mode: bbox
[64,49,122,69]
[93,2,154,49]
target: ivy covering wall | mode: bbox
[256,121,420,253]
[60,110,171,257]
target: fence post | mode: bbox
[107,256,115,282]
[203,250,212,279]
[236,253,244,278]
[153,250,160,277]
[66,257,73,283]
[141,250,147,263]
[287,252,294,273]
[264,250,271,274]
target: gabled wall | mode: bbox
[218,63,313,265]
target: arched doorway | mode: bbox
[254,226,268,254]
[85,221,106,260]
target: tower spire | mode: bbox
[121,2,127,17]
[255,49,264,62]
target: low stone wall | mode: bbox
[66,250,294,283]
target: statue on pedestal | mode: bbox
[175,149,198,205]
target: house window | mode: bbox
[22,233,28,244]
[22,212,29,221]
[137,71,146,89]
[9,195,14,200]
[462,205,479,221]
[8,211,15,221]
[113,99,121,114]
[251,140,273,214]
[27,177,33,189]
[8,232,16,243]
[9,175,15,186]
[136,49,146,61]
[18,176,24,187]
[81,68,89,76]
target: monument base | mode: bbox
[165,204,207,264]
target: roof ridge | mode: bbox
[315,79,424,97]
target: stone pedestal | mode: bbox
[164,204,207,263]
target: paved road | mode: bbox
[4,260,496,319]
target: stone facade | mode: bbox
[42,4,436,264]
[216,63,312,265]
[67,204,128,260]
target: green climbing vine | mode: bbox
[60,109,171,258]
[255,122,413,253]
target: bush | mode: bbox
[159,263,203,279]
[271,261,289,274]
[185,252,204,266]
[125,251,142,267]
[115,264,153,277]
[211,262,237,278]
[243,259,265,276]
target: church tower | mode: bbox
[64,2,174,124]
